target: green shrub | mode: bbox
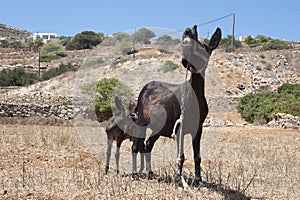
[157,35,181,46]
[70,31,104,50]
[162,60,179,72]
[245,35,290,51]
[40,43,67,62]
[120,38,133,54]
[238,84,300,124]
[85,78,132,121]
[132,28,156,44]
[41,63,77,81]
[220,35,242,52]
[94,78,131,112]
[0,40,9,48]
[0,67,39,86]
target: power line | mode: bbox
[157,13,235,37]
[197,13,234,27]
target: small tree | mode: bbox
[120,37,133,54]
[133,28,156,44]
[157,35,181,46]
[71,31,104,50]
[33,38,44,52]
[0,40,9,48]
[93,78,132,121]
[220,35,242,52]
[40,43,67,62]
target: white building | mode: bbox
[33,32,58,43]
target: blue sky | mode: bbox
[1,0,300,41]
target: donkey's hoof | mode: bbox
[192,177,205,187]
[175,175,183,188]
[132,173,139,181]
[104,166,109,175]
[148,171,154,180]
[116,170,120,174]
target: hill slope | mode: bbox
[0,23,32,42]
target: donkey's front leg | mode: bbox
[192,128,204,186]
[145,134,160,179]
[138,152,145,173]
[131,137,145,180]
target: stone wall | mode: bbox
[0,102,87,120]
[267,113,300,130]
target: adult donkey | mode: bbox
[131,25,221,186]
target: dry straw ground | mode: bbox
[0,123,299,199]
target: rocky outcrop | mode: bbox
[267,113,300,130]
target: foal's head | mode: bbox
[106,97,136,136]
[182,25,221,75]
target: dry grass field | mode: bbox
[0,123,299,199]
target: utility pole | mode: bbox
[232,13,236,52]
[131,28,136,59]
[38,47,41,77]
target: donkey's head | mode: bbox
[182,25,221,75]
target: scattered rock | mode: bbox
[267,113,300,130]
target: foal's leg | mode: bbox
[105,138,113,174]
[115,136,124,174]
[192,126,203,186]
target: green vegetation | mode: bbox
[66,31,104,50]
[156,35,181,46]
[245,35,290,51]
[132,28,156,44]
[238,83,300,124]
[0,37,44,51]
[102,28,156,53]
[0,67,39,86]
[94,78,131,113]
[40,43,67,62]
[220,35,242,52]
[0,63,77,87]
[102,32,131,46]
[81,78,131,121]
[41,63,77,81]
[162,60,179,72]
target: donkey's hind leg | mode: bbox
[175,128,185,187]
[145,134,160,179]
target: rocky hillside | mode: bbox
[0,25,299,128]
[0,23,31,42]
[0,44,299,128]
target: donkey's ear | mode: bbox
[114,96,125,112]
[208,27,222,51]
[191,25,198,41]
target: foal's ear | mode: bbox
[208,27,222,51]
[114,96,125,112]
[191,25,198,41]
